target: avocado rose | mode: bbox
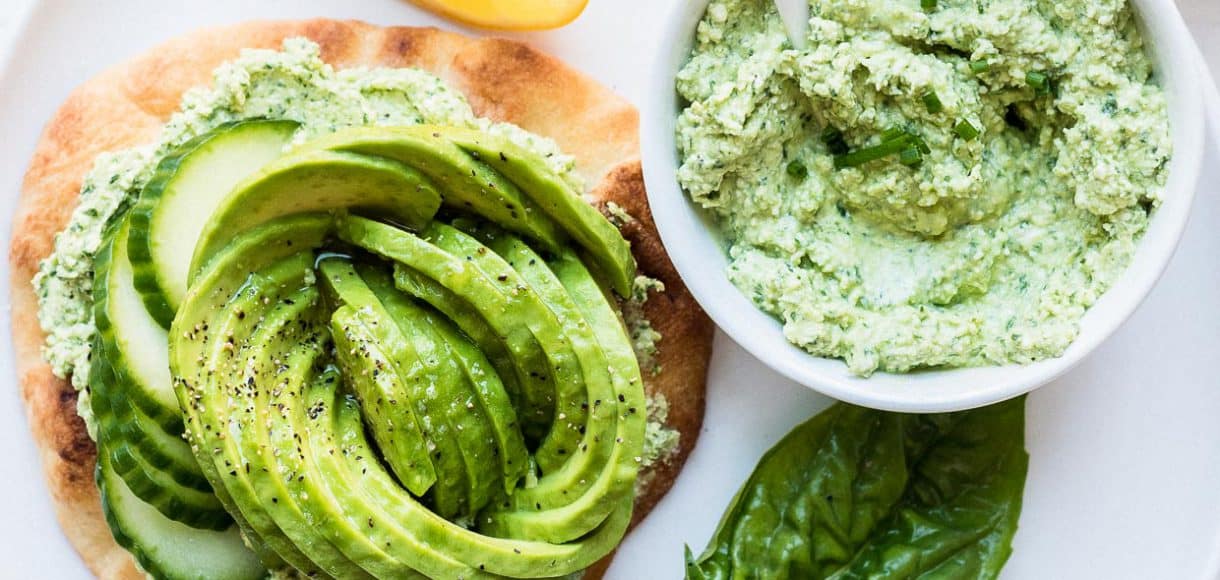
[92,123,649,578]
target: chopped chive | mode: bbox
[1026,71,1051,95]
[922,91,944,113]
[969,60,990,75]
[912,134,931,154]
[921,0,937,10]
[881,127,908,142]
[955,119,980,141]
[786,160,808,179]
[834,138,913,169]
[899,146,923,167]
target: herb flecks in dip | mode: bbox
[677,0,1170,375]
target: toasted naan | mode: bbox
[8,19,712,579]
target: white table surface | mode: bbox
[0,1,1218,579]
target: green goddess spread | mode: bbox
[34,38,679,579]
[676,0,1171,375]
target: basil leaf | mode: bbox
[686,397,1027,580]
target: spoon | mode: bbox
[774,0,809,49]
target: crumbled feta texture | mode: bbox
[635,393,681,497]
[604,202,636,227]
[624,275,665,377]
[641,394,680,469]
[676,0,1170,375]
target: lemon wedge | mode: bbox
[410,0,588,31]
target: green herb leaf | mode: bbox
[955,119,981,141]
[922,91,944,113]
[684,398,1028,580]
[899,146,923,167]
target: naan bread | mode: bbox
[8,19,712,579]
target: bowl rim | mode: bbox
[640,0,1206,412]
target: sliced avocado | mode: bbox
[276,369,429,580]
[128,119,299,326]
[151,126,652,577]
[392,265,553,445]
[185,254,331,575]
[171,214,335,574]
[297,126,564,251]
[318,259,441,500]
[359,264,530,498]
[440,127,637,297]
[330,306,459,505]
[335,217,587,471]
[190,149,441,279]
[224,284,369,579]
[456,222,639,543]
[355,262,508,514]
[309,372,634,578]
[424,222,588,476]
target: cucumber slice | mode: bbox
[128,119,298,326]
[96,218,183,432]
[97,452,265,580]
[92,344,229,531]
[92,220,229,529]
[107,390,210,492]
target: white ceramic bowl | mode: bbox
[642,0,1206,412]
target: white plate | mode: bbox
[1,1,1219,578]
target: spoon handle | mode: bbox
[773,0,809,49]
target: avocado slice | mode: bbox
[297,126,564,251]
[335,217,587,469]
[154,129,650,576]
[186,253,335,575]
[275,368,430,580]
[455,221,642,543]
[171,214,334,574]
[426,222,590,475]
[439,127,637,297]
[320,259,441,500]
[359,264,530,497]
[331,306,466,511]
[350,262,506,517]
[336,216,645,544]
[306,368,637,578]
[225,284,371,579]
[300,125,636,297]
[392,265,553,445]
[189,149,442,280]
